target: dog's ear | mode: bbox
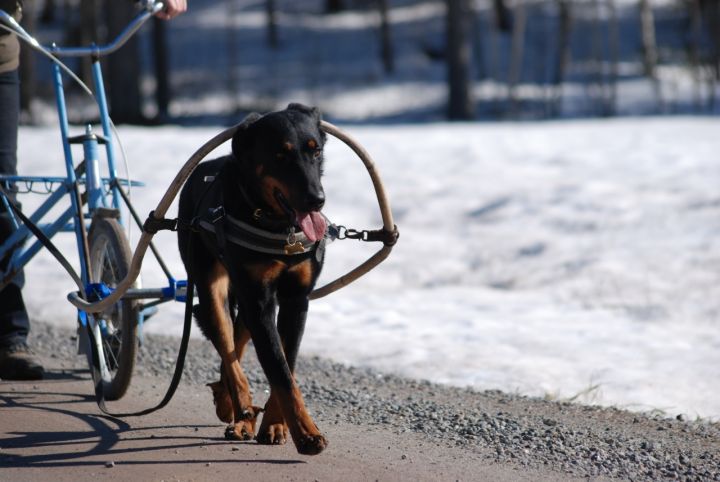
[287,103,325,143]
[231,112,262,161]
[287,103,321,124]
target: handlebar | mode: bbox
[0,0,164,58]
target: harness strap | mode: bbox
[0,183,84,292]
[336,224,400,247]
[88,270,194,418]
[142,213,178,234]
[208,206,227,259]
[235,181,289,230]
[144,207,319,257]
[143,210,197,234]
[197,220,315,256]
[143,210,396,257]
[0,184,193,418]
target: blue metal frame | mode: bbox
[0,58,111,288]
[92,61,122,212]
[0,0,184,394]
[0,5,186,315]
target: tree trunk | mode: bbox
[685,0,702,111]
[705,0,720,110]
[473,6,486,80]
[152,17,170,122]
[590,0,606,115]
[377,0,394,73]
[639,0,662,111]
[40,0,56,23]
[607,0,619,116]
[552,0,572,117]
[226,0,240,115]
[79,0,99,90]
[19,0,37,116]
[266,0,278,49]
[711,1,720,82]
[446,0,474,120]
[507,0,527,117]
[325,0,344,14]
[105,0,143,123]
[493,0,512,32]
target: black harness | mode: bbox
[144,172,328,259]
[197,208,323,256]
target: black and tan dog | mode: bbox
[178,104,329,455]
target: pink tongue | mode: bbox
[297,211,327,243]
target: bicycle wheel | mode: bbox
[88,216,138,401]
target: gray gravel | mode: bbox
[32,321,720,481]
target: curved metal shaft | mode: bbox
[67,121,396,312]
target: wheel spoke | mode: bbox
[89,219,137,400]
[102,334,120,371]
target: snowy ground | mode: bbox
[15,116,720,420]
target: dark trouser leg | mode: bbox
[0,68,29,347]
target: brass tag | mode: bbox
[284,241,305,255]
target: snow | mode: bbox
[16,116,720,420]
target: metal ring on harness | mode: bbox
[67,120,397,311]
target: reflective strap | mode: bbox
[198,220,313,256]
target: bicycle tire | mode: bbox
[88,216,138,401]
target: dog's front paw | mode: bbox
[296,434,328,456]
[224,423,254,441]
[208,381,234,423]
[239,405,264,421]
[256,423,289,445]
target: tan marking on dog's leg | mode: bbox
[276,382,327,455]
[256,332,290,446]
[205,261,258,440]
[207,377,233,423]
[228,322,261,439]
[244,260,286,286]
[256,389,289,445]
[287,259,314,290]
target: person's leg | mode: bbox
[0,68,43,380]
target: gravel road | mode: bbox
[30,321,720,481]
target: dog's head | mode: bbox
[231,103,327,242]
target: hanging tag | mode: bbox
[284,228,305,255]
[284,241,305,255]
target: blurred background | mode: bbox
[9,0,720,418]
[15,0,720,125]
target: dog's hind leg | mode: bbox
[197,260,259,440]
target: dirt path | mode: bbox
[2,323,718,481]
[1,366,564,482]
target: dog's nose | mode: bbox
[306,192,325,211]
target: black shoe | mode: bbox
[0,342,45,380]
